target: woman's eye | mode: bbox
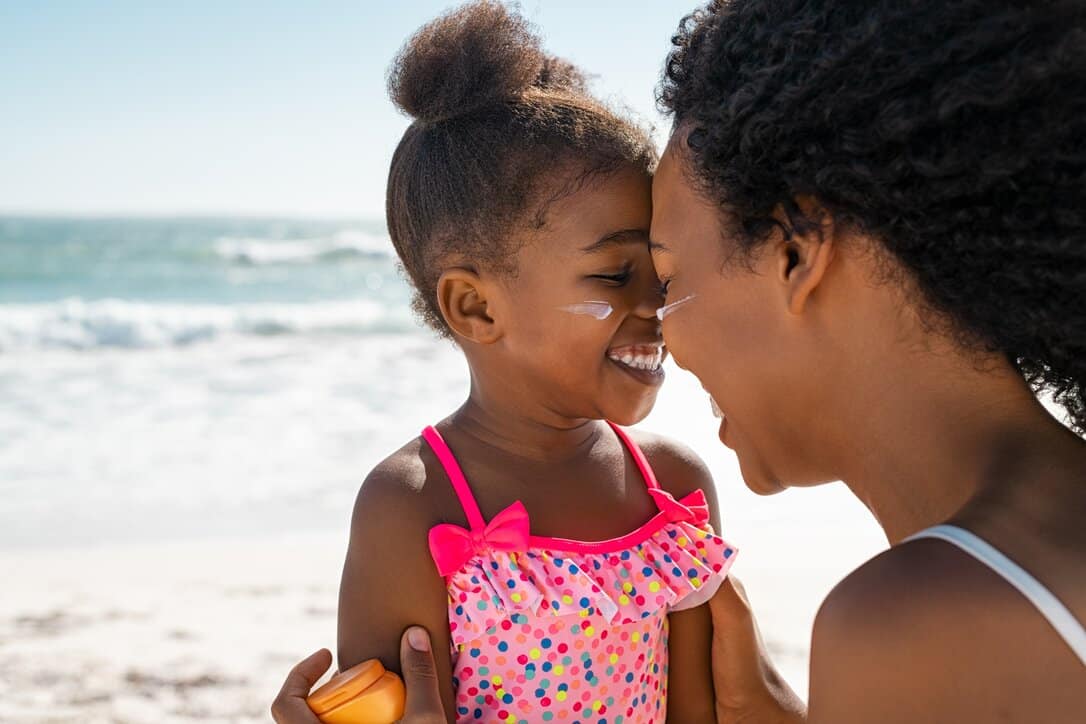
[658,279,671,297]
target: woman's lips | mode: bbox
[709,394,731,446]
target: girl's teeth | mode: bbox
[608,349,664,372]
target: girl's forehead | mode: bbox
[533,169,652,242]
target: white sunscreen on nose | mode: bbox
[558,301,614,320]
[656,293,696,320]
[710,395,724,418]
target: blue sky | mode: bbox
[1,1,699,219]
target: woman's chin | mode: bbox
[734,449,788,495]
[744,476,789,496]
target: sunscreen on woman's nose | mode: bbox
[558,301,614,319]
[656,293,696,320]
[306,659,406,724]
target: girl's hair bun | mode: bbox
[389,1,568,124]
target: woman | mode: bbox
[650,2,1085,720]
[276,0,1085,721]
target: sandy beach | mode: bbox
[0,505,884,724]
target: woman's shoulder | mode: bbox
[815,536,1023,636]
[808,537,1084,722]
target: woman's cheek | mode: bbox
[662,315,698,373]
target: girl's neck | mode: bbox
[449,387,607,463]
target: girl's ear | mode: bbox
[436,268,503,344]
[773,196,837,315]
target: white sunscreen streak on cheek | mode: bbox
[656,293,697,320]
[558,301,614,320]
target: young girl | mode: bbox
[337,3,736,722]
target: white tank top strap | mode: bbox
[905,523,1086,667]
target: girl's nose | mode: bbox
[630,270,664,321]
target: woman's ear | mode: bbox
[436,268,503,344]
[773,196,837,315]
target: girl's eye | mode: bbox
[591,270,631,286]
[658,279,671,297]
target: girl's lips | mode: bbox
[607,356,666,387]
[605,342,667,386]
[606,343,667,366]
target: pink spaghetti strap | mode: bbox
[607,421,661,491]
[421,426,486,531]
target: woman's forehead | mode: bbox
[651,143,704,244]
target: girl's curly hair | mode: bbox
[659,0,1086,432]
[386,1,655,337]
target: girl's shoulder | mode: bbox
[621,427,717,500]
[350,434,469,540]
[339,435,460,717]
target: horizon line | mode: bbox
[0,209,384,223]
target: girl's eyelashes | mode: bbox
[657,278,672,297]
[589,268,633,286]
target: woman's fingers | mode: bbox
[709,578,807,724]
[398,626,447,723]
[271,648,333,723]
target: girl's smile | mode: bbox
[606,341,667,385]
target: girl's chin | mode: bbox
[604,397,658,427]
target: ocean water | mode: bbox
[1,216,472,548]
[1,217,886,692]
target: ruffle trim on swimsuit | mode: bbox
[432,488,737,647]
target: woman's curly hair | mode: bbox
[659,0,1086,432]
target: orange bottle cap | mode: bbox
[307,659,386,715]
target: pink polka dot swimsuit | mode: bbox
[422,423,738,724]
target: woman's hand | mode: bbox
[275,580,803,724]
[271,627,447,724]
[709,578,808,724]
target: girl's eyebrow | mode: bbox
[648,238,670,252]
[580,228,649,253]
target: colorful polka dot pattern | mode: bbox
[443,521,737,722]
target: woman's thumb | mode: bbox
[399,627,445,721]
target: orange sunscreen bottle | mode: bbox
[306,659,406,724]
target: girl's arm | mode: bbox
[667,598,718,723]
[636,434,726,723]
[337,453,457,723]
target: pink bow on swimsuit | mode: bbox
[648,488,711,527]
[429,500,531,577]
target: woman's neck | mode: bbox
[834,349,1083,545]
